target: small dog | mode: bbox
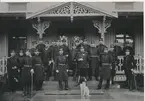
[79,77,90,98]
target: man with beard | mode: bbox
[32,49,44,90]
[7,50,19,93]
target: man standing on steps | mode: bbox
[55,48,69,90]
[96,38,107,81]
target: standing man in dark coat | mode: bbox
[42,46,51,81]
[55,48,69,90]
[21,49,33,97]
[7,50,19,93]
[17,50,25,90]
[122,49,136,91]
[32,49,44,91]
[70,44,78,79]
[96,38,107,80]
[97,47,112,90]
[89,43,99,80]
[75,46,89,80]
[108,45,118,85]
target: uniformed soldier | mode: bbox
[42,46,51,81]
[89,43,99,80]
[7,50,19,93]
[75,46,89,79]
[123,41,134,55]
[17,50,25,90]
[70,44,78,79]
[96,38,107,80]
[32,49,44,91]
[55,48,69,90]
[122,49,136,91]
[113,40,122,56]
[97,47,112,90]
[21,49,34,97]
[108,45,118,85]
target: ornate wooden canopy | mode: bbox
[26,2,118,20]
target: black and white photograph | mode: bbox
[0,1,144,101]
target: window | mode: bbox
[116,33,134,48]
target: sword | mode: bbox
[31,71,34,98]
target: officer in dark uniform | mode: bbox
[75,46,89,79]
[122,49,136,91]
[55,48,69,90]
[7,50,19,93]
[70,44,78,79]
[21,49,33,97]
[42,46,51,81]
[17,50,25,90]
[123,41,134,55]
[97,47,112,90]
[96,38,107,80]
[108,45,118,85]
[113,40,122,56]
[89,43,98,80]
[32,49,44,90]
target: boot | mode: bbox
[59,81,63,90]
[64,81,69,90]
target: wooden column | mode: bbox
[32,17,51,40]
[92,16,112,44]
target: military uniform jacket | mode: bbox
[75,51,89,68]
[7,56,19,76]
[113,45,122,56]
[55,54,68,81]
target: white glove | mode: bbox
[12,66,17,69]
[49,61,52,65]
[56,70,59,73]
[67,69,69,72]
[131,69,134,72]
[30,69,34,74]
[66,55,68,57]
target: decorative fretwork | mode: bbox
[32,18,51,39]
[44,3,71,15]
[93,17,111,42]
[73,2,99,14]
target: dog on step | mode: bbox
[79,77,90,98]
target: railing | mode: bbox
[115,55,144,81]
[0,57,7,77]
[0,55,144,81]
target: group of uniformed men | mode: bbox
[7,35,137,97]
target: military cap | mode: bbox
[59,48,63,51]
[99,38,103,41]
[125,49,130,52]
[10,50,15,53]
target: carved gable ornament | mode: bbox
[26,2,118,20]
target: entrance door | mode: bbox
[8,29,27,56]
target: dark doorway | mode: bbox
[8,28,27,56]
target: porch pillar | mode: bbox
[32,17,51,40]
[92,16,112,43]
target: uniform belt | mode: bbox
[58,64,66,66]
[90,55,98,57]
[35,64,41,66]
[102,63,110,65]
[24,65,32,67]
